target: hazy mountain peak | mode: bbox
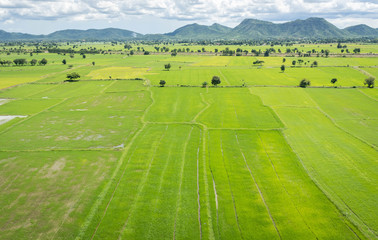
[0,17,377,41]
[344,24,378,37]
[239,18,273,25]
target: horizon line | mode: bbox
[1,17,376,36]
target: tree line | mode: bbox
[0,58,47,66]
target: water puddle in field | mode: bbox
[113,143,124,149]
[0,99,10,105]
[0,115,27,125]
[69,109,88,111]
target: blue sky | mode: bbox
[0,0,377,34]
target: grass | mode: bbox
[104,80,146,92]
[0,99,62,115]
[198,88,283,129]
[0,65,67,88]
[148,68,222,86]
[83,124,202,240]
[359,88,378,100]
[86,67,151,79]
[362,67,378,79]
[30,81,113,98]
[0,150,120,240]
[0,84,58,99]
[51,92,151,113]
[0,82,150,151]
[306,88,378,146]
[221,68,296,86]
[246,56,378,67]
[36,65,96,83]
[273,107,378,239]
[0,52,377,240]
[145,87,205,122]
[0,111,143,150]
[191,56,231,66]
[207,129,279,240]
[207,129,362,239]
[254,88,377,238]
[251,87,316,107]
[283,67,366,86]
[147,65,368,87]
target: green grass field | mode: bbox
[0,52,377,239]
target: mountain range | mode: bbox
[1,18,377,41]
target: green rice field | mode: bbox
[0,48,377,239]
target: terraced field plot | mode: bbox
[360,88,378,100]
[191,56,232,66]
[279,67,366,86]
[0,151,120,240]
[148,68,222,86]
[148,66,368,87]
[0,53,377,240]
[30,81,113,98]
[84,124,202,240]
[87,67,151,79]
[306,88,378,146]
[254,87,378,239]
[0,65,67,88]
[242,56,378,67]
[145,87,205,122]
[206,129,361,240]
[273,107,377,239]
[0,83,58,98]
[363,67,378,79]
[198,88,283,129]
[104,79,146,92]
[220,68,296,86]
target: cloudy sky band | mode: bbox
[0,0,377,34]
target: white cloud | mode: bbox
[0,0,377,32]
[328,17,378,29]
[4,19,13,24]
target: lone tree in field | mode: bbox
[364,77,375,88]
[253,60,264,65]
[331,78,337,85]
[202,81,208,88]
[164,63,171,71]
[39,58,48,65]
[281,65,285,72]
[211,76,221,86]
[66,72,81,82]
[62,59,66,65]
[159,80,166,87]
[299,78,311,88]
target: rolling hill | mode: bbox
[165,23,231,39]
[344,24,378,37]
[0,18,377,41]
[46,28,142,40]
[164,18,377,39]
[0,28,142,41]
